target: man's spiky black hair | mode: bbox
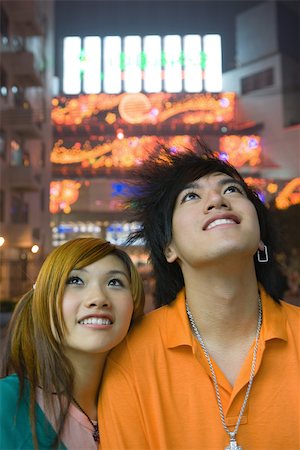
[126,142,287,307]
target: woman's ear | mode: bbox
[258,240,265,251]
[164,244,177,263]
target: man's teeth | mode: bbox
[79,318,112,325]
[207,218,235,230]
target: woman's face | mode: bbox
[61,254,134,358]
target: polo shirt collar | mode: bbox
[166,289,193,349]
[166,286,288,349]
[259,286,288,342]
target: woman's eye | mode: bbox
[66,276,84,285]
[108,278,124,288]
[224,185,244,195]
[181,191,200,203]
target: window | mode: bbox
[0,190,5,222]
[0,66,8,99]
[0,130,6,160]
[13,86,25,107]
[10,193,28,223]
[41,142,46,167]
[0,6,9,43]
[241,68,274,95]
[40,188,45,211]
[10,140,23,166]
[32,227,40,240]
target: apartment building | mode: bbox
[0,0,54,301]
[223,1,300,180]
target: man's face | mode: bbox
[165,172,261,269]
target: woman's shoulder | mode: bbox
[0,373,19,383]
[0,374,26,415]
[0,374,65,449]
[0,373,21,396]
[0,374,30,448]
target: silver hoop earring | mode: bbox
[257,245,268,263]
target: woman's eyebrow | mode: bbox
[70,268,87,273]
[71,268,129,277]
[106,270,128,277]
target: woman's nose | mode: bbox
[85,287,111,309]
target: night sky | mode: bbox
[54,0,263,74]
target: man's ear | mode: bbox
[164,244,177,263]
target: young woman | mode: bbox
[0,237,144,449]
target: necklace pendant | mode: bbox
[225,438,242,450]
[92,428,100,442]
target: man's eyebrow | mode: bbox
[181,177,244,191]
[181,181,200,191]
[217,177,245,188]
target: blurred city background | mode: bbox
[0,0,299,332]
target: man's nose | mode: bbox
[204,190,230,212]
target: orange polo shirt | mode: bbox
[99,288,300,450]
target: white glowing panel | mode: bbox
[203,34,222,92]
[83,37,101,94]
[163,35,182,92]
[143,35,162,93]
[124,36,142,93]
[63,37,81,94]
[103,36,122,93]
[183,35,202,92]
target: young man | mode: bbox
[98,145,300,450]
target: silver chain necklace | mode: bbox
[186,296,262,450]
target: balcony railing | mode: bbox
[1,51,43,88]
[1,107,42,139]
[8,166,40,192]
[2,0,44,37]
[6,224,34,248]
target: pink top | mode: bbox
[36,388,98,449]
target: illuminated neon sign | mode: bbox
[63,34,222,95]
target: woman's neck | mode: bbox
[68,351,108,420]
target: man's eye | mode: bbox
[224,185,244,195]
[181,192,200,203]
[66,276,83,285]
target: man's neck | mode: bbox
[183,263,260,385]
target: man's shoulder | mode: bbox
[280,299,300,320]
[276,299,300,345]
[108,304,170,360]
[129,304,169,342]
[134,304,168,329]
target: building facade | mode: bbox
[223,1,300,179]
[0,0,54,301]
